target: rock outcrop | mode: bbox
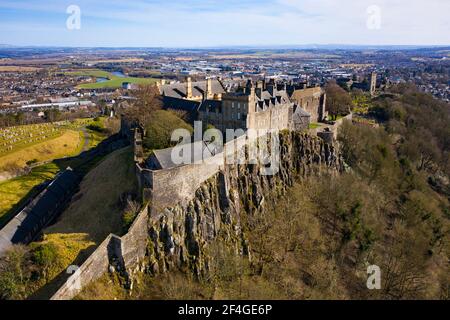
[145,131,343,278]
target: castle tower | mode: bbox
[370,72,377,96]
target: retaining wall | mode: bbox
[51,206,149,300]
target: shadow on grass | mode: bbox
[0,181,49,229]
[0,134,126,229]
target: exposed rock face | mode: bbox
[145,131,343,277]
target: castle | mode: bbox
[158,77,327,133]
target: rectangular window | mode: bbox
[232,102,235,108]
[238,103,241,109]
[237,113,241,120]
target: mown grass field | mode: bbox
[66,69,157,89]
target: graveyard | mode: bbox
[0,118,109,224]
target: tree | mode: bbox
[126,84,162,127]
[0,246,28,300]
[44,109,61,123]
[326,81,353,120]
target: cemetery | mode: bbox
[0,118,110,225]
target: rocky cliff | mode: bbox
[144,131,343,279]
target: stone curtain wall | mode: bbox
[51,234,113,300]
[140,132,260,212]
[51,206,149,300]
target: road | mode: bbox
[81,127,90,152]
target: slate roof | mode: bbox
[160,79,226,99]
[162,96,201,113]
[147,140,222,170]
[254,89,293,111]
[293,104,311,117]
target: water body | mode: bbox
[112,71,125,77]
[96,77,108,83]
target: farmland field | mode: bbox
[0,66,41,72]
[66,69,157,89]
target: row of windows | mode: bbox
[231,102,247,109]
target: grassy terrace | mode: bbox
[45,147,137,243]
[66,69,157,89]
[0,118,109,225]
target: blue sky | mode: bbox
[0,0,449,47]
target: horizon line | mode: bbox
[1,43,450,50]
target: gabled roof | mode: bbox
[160,79,226,99]
[162,96,201,113]
[148,140,222,170]
[293,104,311,117]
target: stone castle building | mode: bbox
[158,77,328,133]
[197,79,310,132]
[289,86,327,122]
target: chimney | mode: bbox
[205,78,212,100]
[186,77,193,99]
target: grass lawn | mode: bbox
[0,129,83,171]
[327,115,344,121]
[67,69,157,89]
[45,147,137,243]
[0,118,110,225]
[26,233,97,300]
[309,123,322,129]
[0,163,60,225]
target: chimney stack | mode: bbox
[186,77,193,99]
[205,78,212,100]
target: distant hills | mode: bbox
[0,44,449,51]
